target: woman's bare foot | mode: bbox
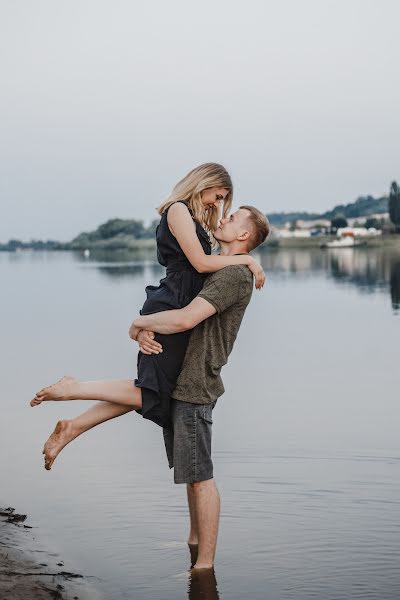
[43,419,80,470]
[30,375,76,407]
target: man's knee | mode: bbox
[188,478,214,492]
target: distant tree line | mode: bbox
[0,218,159,251]
[268,193,389,226]
[328,181,400,232]
[68,218,159,250]
[329,215,387,231]
[2,181,400,251]
[0,239,62,251]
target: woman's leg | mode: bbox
[43,399,136,470]
[31,375,141,408]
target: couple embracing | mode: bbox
[30,162,270,571]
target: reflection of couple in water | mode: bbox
[30,163,270,572]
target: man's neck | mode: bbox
[219,241,248,256]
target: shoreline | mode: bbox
[1,235,400,253]
[266,235,400,249]
[0,506,102,600]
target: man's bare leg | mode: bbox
[31,375,140,407]
[43,398,138,470]
[187,483,199,566]
[189,479,220,570]
[187,483,199,544]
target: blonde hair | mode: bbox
[157,163,233,239]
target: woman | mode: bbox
[30,163,265,469]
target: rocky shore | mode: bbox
[0,506,102,600]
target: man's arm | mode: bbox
[129,297,216,337]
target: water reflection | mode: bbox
[257,246,400,313]
[390,261,400,311]
[86,262,164,281]
[188,568,220,600]
[184,544,220,599]
[78,245,400,313]
[74,248,163,280]
[72,247,158,264]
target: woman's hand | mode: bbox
[247,256,266,290]
[137,330,163,355]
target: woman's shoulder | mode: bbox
[166,201,195,226]
[162,201,210,250]
[166,200,192,216]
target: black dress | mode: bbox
[134,201,211,428]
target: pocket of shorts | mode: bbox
[200,405,213,424]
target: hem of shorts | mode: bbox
[134,378,158,393]
[133,379,166,421]
[174,473,214,485]
[133,379,160,407]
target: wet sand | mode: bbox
[0,506,102,600]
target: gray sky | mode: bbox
[1,0,400,241]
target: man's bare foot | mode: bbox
[191,562,214,571]
[43,419,80,470]
[30,375,76,407]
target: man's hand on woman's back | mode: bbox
[137,330,163,355]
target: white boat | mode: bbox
[320,237,366,249]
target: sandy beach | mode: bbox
[0,506,102,600]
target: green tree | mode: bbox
[364,217,381,229]
[331,216,348,230]
[7,239,24,250]
[388,181,400,232]
[97,218,147,239]
[143,219,159,239]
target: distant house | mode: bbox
[346,212,389,227]
[272,211,389,239]
[295,219,331,229]
[337,227,382,237]
[276,229,311,238]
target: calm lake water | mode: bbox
[1,246,399,599]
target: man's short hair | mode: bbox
[239,205,270,251]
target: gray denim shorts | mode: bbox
[162,399,218,484]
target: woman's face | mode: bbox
[200,187,230,210]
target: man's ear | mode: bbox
[237,230,251,242]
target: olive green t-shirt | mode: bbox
[172,265,253,404]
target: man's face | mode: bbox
[213,208,251,244]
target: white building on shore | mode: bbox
[273,212,389,238]
[337,227,382,237]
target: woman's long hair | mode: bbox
[157,163,233,239]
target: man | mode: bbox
[130,205,270,570]
[33,205,269,572]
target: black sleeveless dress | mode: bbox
[134,201,211,428]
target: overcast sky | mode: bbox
[1,0,400,241]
